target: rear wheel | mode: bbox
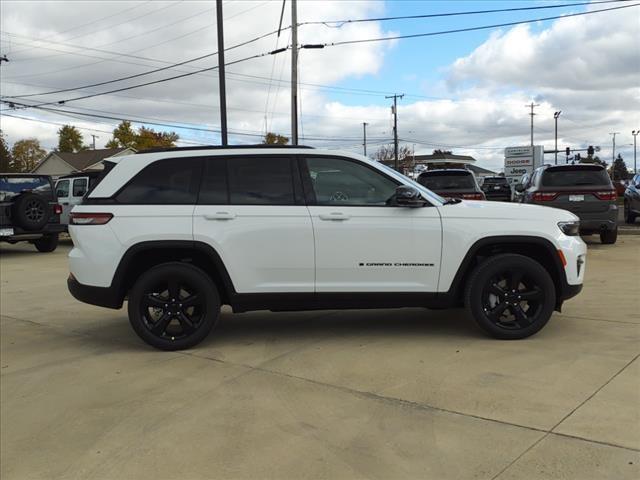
[128,262,220,350]
[34,233,59,253]
[600,227,618,244]
[624,201,637,224]
[464,254,556,339]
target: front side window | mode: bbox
[116,158,201,204]
[73,178,88,197]
[56,179,70,198]
[305,157,398,206]
[199,158,228,204]
[227,157,295,205]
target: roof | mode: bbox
[414,153,476,164]
[419,169,472,176]
[137,144,314,153]
[467,164,497,175]
[50,148,130,171]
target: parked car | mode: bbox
[623,173,640,224]
[516,164,618,244]
[67,146,586,350]
[416,169,485,200]
[55,171,102,228]
[480,176,511,202]
[0,174,65,252]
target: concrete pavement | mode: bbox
[1,237,639,479]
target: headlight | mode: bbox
[558,221,580,236]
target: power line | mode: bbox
[301,0,626,26]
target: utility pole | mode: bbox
[91,135,98,150]
[386,94,404,171]
[291,0,299,145]
[216,0,228,145]
[632,130,638,174]
[526,102,540,149]
[609,132,620,164]
[553,111,561,165]
[362,122,368,156]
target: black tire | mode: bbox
[127,262,220,350]
[34,234,59,253]
[624,201,637,224]
[600,227,618,244]
[11,193,49,231]
[464,254,556,339]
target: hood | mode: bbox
[439,200,579,222]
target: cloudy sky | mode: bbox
[1,0,639,171]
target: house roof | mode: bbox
[467,164,497,175]
[46,148,130,171]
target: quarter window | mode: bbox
[305,157,398,206]
[227,157,295,205]
[116,158,201,204]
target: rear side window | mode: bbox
[227,157,294,205]
[418,171,476,190]
[541,167,611,187]
[73,178,88,197]
[0,176,53,201]
[199,158,228,204]
[116,158,201,204]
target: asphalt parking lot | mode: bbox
[1,237,639,479]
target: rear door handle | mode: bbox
[319,212,350,221]
[204,212,236,220]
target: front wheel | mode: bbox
[128,262,220,350]
[34,234,59,253]
[464,254,556,339]
[624,201,637,224]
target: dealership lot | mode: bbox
[1,238,638,479]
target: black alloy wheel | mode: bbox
[465,254,556,339]
[128,262,220,350]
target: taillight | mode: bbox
[533,192,559,201]
[462,193,484,200]
[593,190,616,201]
[69,212,113,225]
[53,204,63,215]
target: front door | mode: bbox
[303,156,442,292]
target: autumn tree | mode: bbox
[57,125,86,153]
[262,132,289,145]
[371,144,413,169]
[11,139,47,172]
[105,120,137,149]
[105,120,179,150]
[0,130,13,172]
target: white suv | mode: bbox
[67,146,586,350]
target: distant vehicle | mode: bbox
[416,169,485,200]
[623,173,640,224]
[513,172,531,203]
[55,171,102,228]
[480,176,511,202]
[0,174,65,252]
[517,164,618,244]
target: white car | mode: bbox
[67,146,586,350]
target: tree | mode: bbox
[610,154,630,181]
[105,121,179,150]
[0,130,13,172]
[371,144,413,169]
[262,132,289,145]
[11,139,46,172]
[432,149,452,155]
[57,125,86,153]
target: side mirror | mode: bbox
[394,185,427,207]
[514,184,525,193]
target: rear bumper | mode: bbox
[576,209,618,232]
[67,275,123,309]
[1,223,65,241]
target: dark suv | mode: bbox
[417,169,485,200]
[623,173,640,224]
[0,174,65,252]
[481,176,511,201]
[517,164,618,244]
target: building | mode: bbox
[32,148,135,177]
[413,152,497,178]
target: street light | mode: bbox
[553,111,562,164]
[633,130,639,174]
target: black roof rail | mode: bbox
[137,144,315,154]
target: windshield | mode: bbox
[541,167,611,187]
[418,172,476,190]
[0,176,53,201]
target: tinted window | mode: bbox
[117,158,201,204]
[541,167,611,187]
[56,179,70,198]
[306,157,397,206]
[483,177,507,184]
[0,176,53,201]
[418,171,476,190]
[228,157,294,205]
[199,158,228,204]
[73,178,88,197]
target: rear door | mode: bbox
[193,155,314,293]
[55,179,72,224]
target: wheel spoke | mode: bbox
[512,305,532,327]
[143,294,165,308]
[519,287,543,302]
[181,293,201,308]
[509,271,524,291]
[488,283,506,297]
[486,302,508,320]
[151,312,172,336]
[177,312,195,335]
[168,279,180,300]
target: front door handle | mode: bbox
[319,212,350,221]
[204,212,236,220]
